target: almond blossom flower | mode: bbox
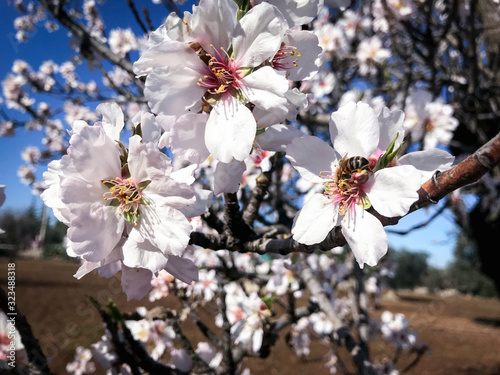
[380,311,417,349]
[41,103,203,296]
[193,268,219,301]
[265,258,301,296]
[65,347,95,375]
[356,36,391,76]
[403,89,459,149]
[126,317,175,360]
[108,28,138,57]
[134,0,290,163]
[223,283,271,353]
[309,312,334,336]
[286,102,423,267]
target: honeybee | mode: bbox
[336,156,371,184]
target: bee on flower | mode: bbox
[286,101,454,267]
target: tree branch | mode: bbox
[190,132,500,255]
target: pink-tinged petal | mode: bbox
[171,113,210,164]
[96,102,124,141]
[205,98,256,163]
[213,160,246,195]
[398,148,454,183]
[330,101,379,157]
[286,135,338,183]
[121,265,154,301]
[292,193,339,245]
[281,30,322,81]
[191,0,238,51]
[137,206,192,257]
[145,65,206,116]
[364,165,421,217]
[232,2,286,67]
[133,40,204,76]
[377,106,405,151]
[240,66,289,114]
[164,255,199,284]
[341,206,387,268]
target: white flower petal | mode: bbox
[145,65,206,116]
[341,206,387,268]
[256,124,303,152]
[164,255,199,284]
[398,148,454,183]
[365,166,421,217]
[232,2,286,67]
[66,125,122,182]
[66,205,124,262]
[137,206,192,257]
[96,102,124,141]
[205,98,256,163]
[330,101,379,157]
[128,135,173,183]
[133,40,204,76]
[377,106,405,151]
[121,265,154,301]
[180,189,214,218]
[191,0,238,51]
[122,238,169,274]
[241,66,289,114]
[281,29,322,81]
[292,193,338,245]
[171,113,210,164]
[286,135,338,183]
[264,0,322,27]
[213,160,246,195]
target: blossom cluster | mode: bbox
[25,0,453,297]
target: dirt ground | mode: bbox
[1,257,500,375]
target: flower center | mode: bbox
[320,156,372,215]
[197,44,240,95]
[272,43,301,71]
[102,177,150,225]
[423,117,434,132]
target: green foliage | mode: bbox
[0,205,69,259]
[387,248,429,289]
[399,234,498,297]
[0,205,41,254]
[443,233,498,297]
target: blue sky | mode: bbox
[0,1,459,268]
